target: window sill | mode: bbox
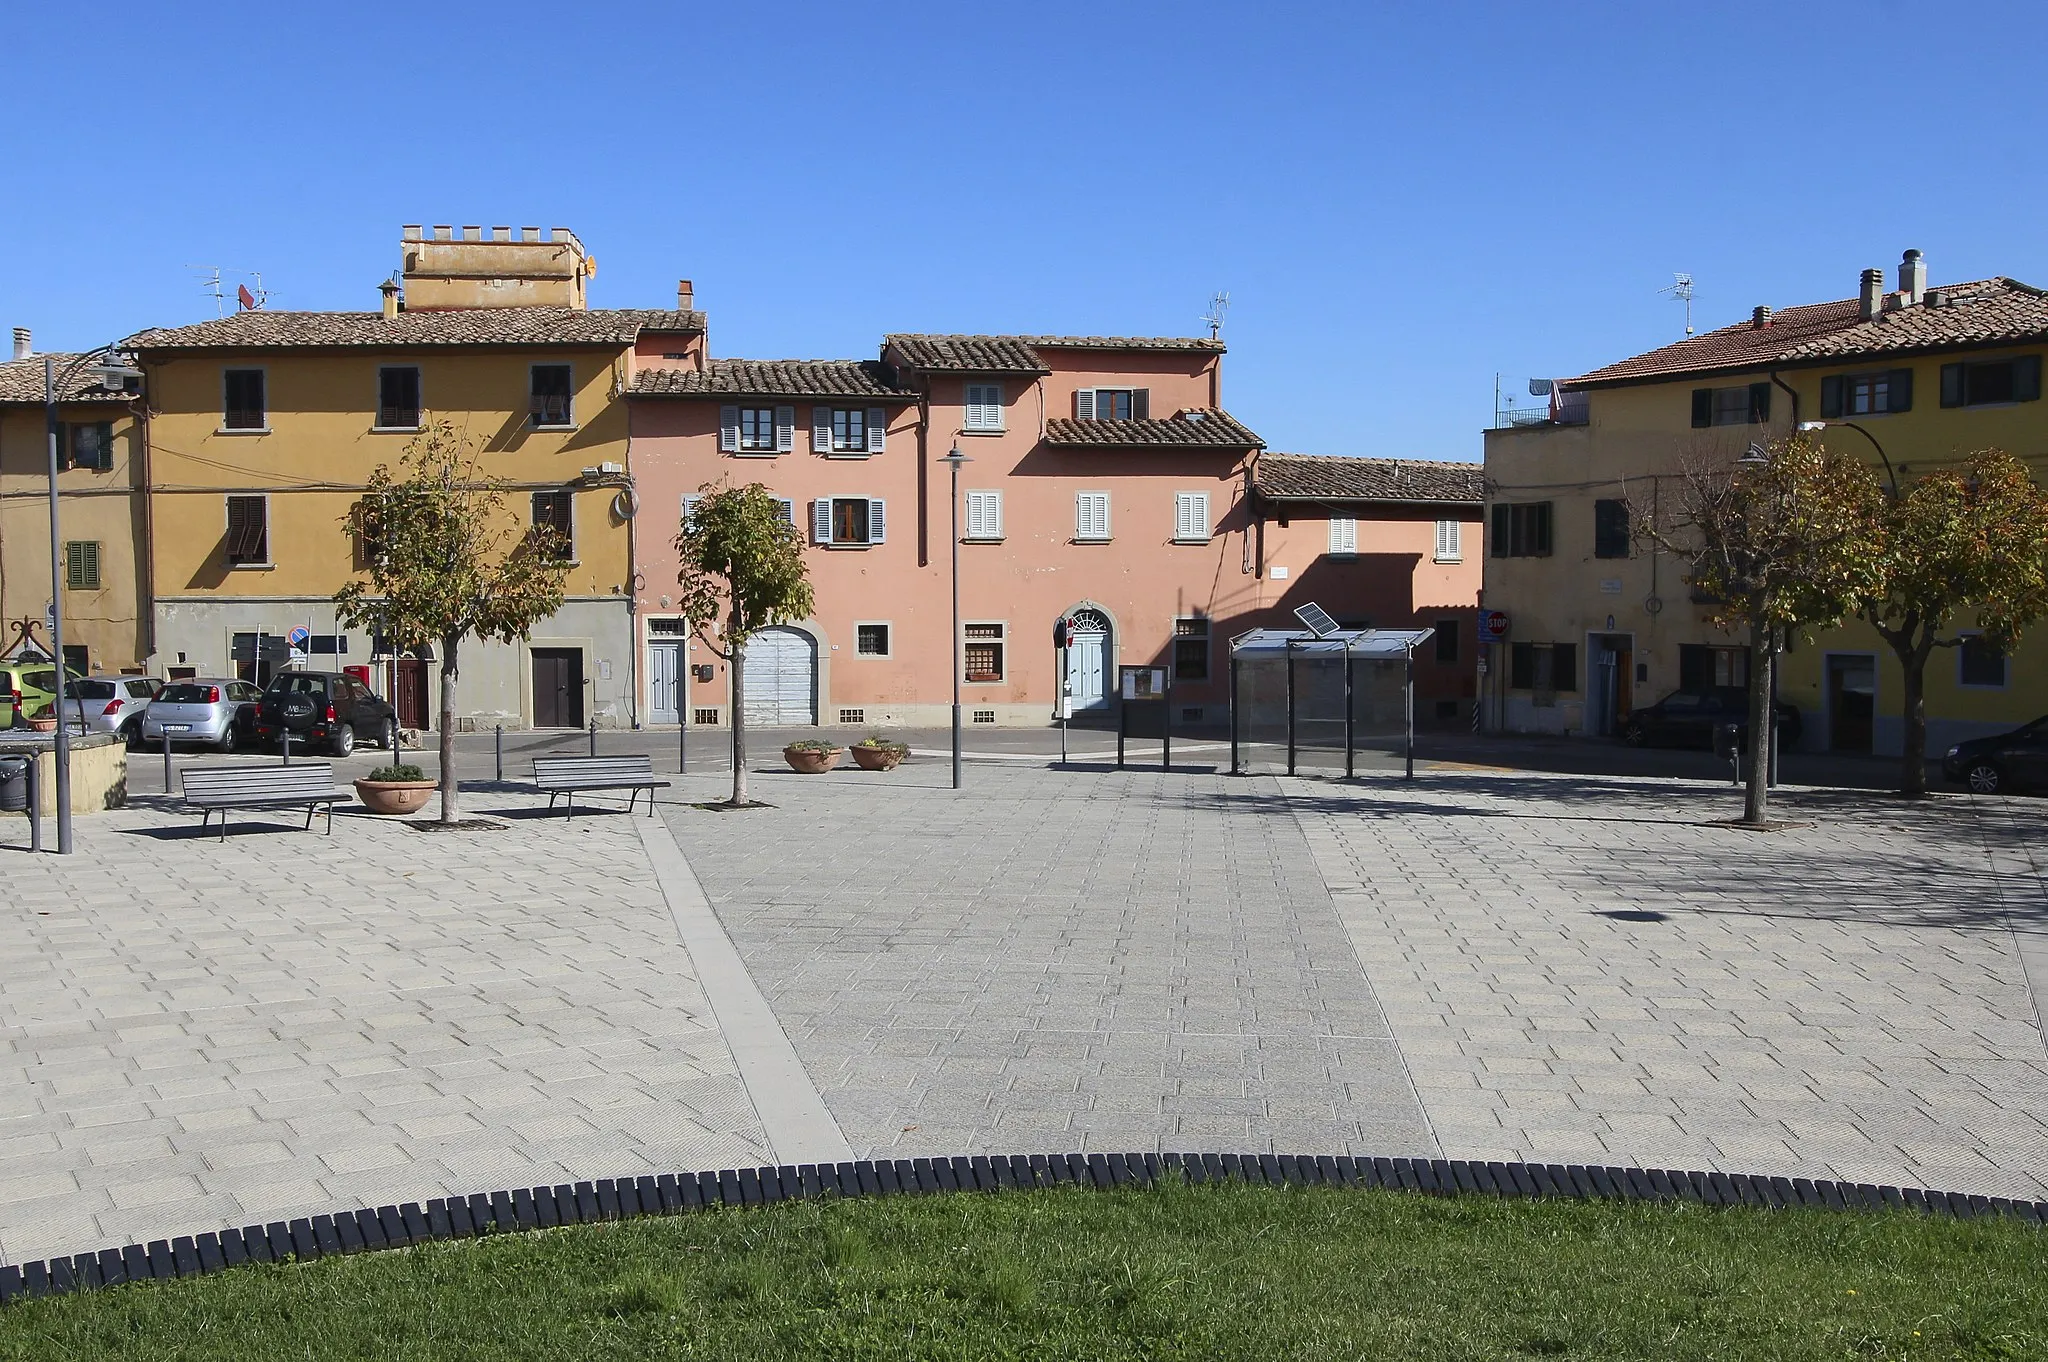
[1326,552,1357,561]
[963,676,1005,685]
[216,426,271,436]
[731,450,782,458]
[1071,536,1112,545]
[821,542,878,550]
[959,428,1006,437]
[820,451,874,459]
[1956,682,2009,691]
[1171,536,1212,545]
[1433,555,1463,565]
[963,535,1005,544]
[370,425,423,435]
[227,562,276,571]
[530,423,579,433]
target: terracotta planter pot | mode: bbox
[849,744,906,771]
[782,746,843,774]
[353,778,437,815]
[26,717,56,733]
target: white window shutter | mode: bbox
[1329,517,1356,554]
[988,491,1002,538]
[867,408,885,454]
[719,405,739,453]
[1075,492,1088,538]
[777,497,795,526]
[682,493,702,529]
[1193,493,1210,539]
[867,498,886,544]
[1176,492,1210,541]
[812,406,832,453]
[1075,389,1095,419]
[775,406,795,453]
[812,499,832,544]
[966,492,985,539]
[1077,491,1108,540]
[1437,519,1461,560]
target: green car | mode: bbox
[0,661,85,728]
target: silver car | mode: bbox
[141,677,263,752]
[57,675,163,744]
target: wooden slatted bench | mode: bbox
[180,762,354,841]
[531,755,669,818]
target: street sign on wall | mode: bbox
[1479,610,1510,642]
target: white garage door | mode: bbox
[742,627,817,726]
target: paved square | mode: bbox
[0,794,768,1267]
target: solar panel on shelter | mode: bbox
[1292,602,1341,637]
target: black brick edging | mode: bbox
[2,1153,2041,1306]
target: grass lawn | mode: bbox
[1,1182,2040,1360]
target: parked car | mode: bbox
[56,675,163,745]
[1622,686,1803,750]
[1942,715,2048,795]
[0,662,85,728]
[141,678,264,752]
[254,670,396,756]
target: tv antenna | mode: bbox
[186,266,271,315]
[1201,291,1229,340]
[1659,272,1696,336]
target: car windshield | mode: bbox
[272,676,329,696]
[158,684,217,704]
[65,680,117,700]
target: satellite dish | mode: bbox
[237,284,257,310]
[1293,602,1341,638]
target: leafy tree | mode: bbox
[1859,450,2048,797]
[335,420,571,823]
[1633,434,1885,825]
[673,483,815,807]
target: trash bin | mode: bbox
[0,756,28,813]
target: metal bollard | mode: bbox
[495,724,504,783]
[27,752,41,853]
[679,713,687,775]
[588,716,597,757]
[162,734,172,795]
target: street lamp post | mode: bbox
[42,344,142,855]
[939,443,971,790]
[1798,419,1896,492]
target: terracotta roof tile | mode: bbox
[629,359,918,401]
[1570,277,2048,387]
[1253,452,1482,506]
[885,333,1225,373]
[1042,408,1262,449]
[0,354,135,405]
[128,307,705,353]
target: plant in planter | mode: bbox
[849,735,909,771]
[782,738,843,774]
[24,703,56,733]
[353,762,436,815]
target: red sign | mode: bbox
[1479,610,1510,641]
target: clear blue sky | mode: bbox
[11,0,2044,462]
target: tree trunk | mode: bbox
[439,632,460,823]
[1897,639,1931,798]
[1744,616,1772,825]
[728,640,747,807]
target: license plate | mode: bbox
[163,724,191,732]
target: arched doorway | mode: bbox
[741,626,817,726]
[1063,606,1113,714]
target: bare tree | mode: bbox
[1860,449,2048,796]
[336,421,570,823]
[673,483,815,808]
[1630,434,1884,824]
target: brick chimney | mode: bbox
[1858,268,1884,321]
[10,327,27,361]
[677,279,694,312]
[1750,305,1773,329]
[1898,249,1926,305]
[380,279,401,321]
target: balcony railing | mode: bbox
[1491,390,1588,430]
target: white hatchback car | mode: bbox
[141,677,264,752]
[56,675,163,744]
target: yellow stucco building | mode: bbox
[1482,251,2047,757]
[0,333,148,681]
[128,226,705,729]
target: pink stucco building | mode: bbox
[627,329,1482,730]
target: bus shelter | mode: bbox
[1228,628,1434,779]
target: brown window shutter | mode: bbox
[1133,389,1150,419]
[1940,363,1964,407]
[1819,375,1844,418]
[1690,389,1712,427]
[1747,382,1771,423]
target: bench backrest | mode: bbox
[532,755,656,780]
[182,763,338,800]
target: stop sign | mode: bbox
[1479,610,1509,641]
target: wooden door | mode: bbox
[532,648,584,729]
[395,658,428,730]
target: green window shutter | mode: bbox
[1887,368,1913,413]
[1940,363,1964,407]
[1748,382,1771,423]
[1535,502,1553,556]
[1490,504,1509,557]
[1819,376,1845,418]
[1690,389,1712,427]
[2015,355,2042,402]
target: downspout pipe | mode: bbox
[1768,371,1799,430]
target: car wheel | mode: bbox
[374,718,393,750]
[122,721,143,750]
[1967,761,2003,795]
[215,724,239,754]
[332,722,356,758]
[1622,722,1647,748]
